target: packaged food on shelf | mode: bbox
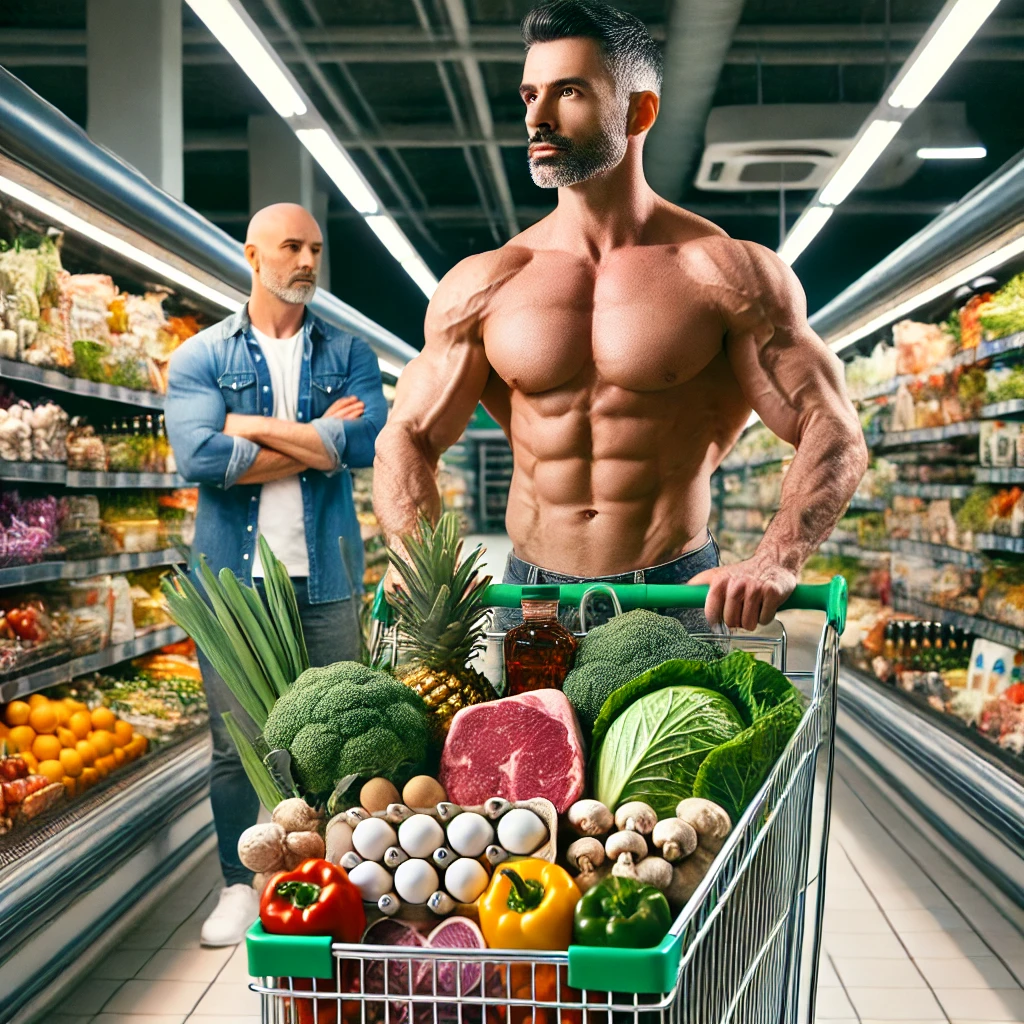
[893,319,956,376]
[978,271,1024,342]
[50,577,113,656]
[101,491,163,553]
[65,418,108,471]
[157,488,196,549]
[0,593,63,676]
[55,494,113,560]
[127,568,174,632]
[845,341,897,399]
[979,421,1019,467]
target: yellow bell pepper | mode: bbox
[478,858,581,951]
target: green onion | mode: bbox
[223,711,288,810]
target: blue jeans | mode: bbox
[496,533,722,635]
[200,577,362,886]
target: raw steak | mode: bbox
[439,689,585,812]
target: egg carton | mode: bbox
[333,797,557,923]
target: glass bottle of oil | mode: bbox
[503,585,578,695]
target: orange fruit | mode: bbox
[29,704,58,735]
[62,776,77,799]
[90,707,116,732]
[112,746,126,767]
[32,734,62,762]
[68,710,92,740]
[75,740,97,767]
[4,701,30,727]
[59,748,83,777]
[37,758,63,783]
[63,698,87,713]
[93,757,110,779]
[0,722,8,740]
[113,720,133,747]
[88,730,115,757]
[126,735,149,760]
[27,693,49,709]
[96,754,116,775]
[7,725,35,752]
[80,766,99,789]
[20,751,38,773]
[52,702,70,726]
[56,726,77,748]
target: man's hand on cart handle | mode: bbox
[689,557,797,631]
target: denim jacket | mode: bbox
[165,305,387,604]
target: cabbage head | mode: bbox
[594,686,744,818]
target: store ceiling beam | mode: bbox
[184,125,529,151]
[646,0,746,202]
[5,21,1024,48]
[199,199,948,225]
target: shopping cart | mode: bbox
[247,576,846,1024]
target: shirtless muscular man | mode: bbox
[374,0,868,631]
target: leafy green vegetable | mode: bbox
[954,487,994,535]
[979,272,1024,340]
[594,686,744,818]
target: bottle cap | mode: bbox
[522,585,560,601]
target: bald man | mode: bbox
[165,203,388,944]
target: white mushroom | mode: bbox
[675,799,732,855]
[566,837,608,892]
[566,799,615,837]
[665,847,717,911]
[614,801,658,835]
[605,829,648,875]
[633,856,673,891]
[652,819,698,862]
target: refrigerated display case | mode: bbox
[0,66,417,1019]
[715,149,1024,907]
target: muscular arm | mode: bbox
[373,255,496,545]
[237,448,308,485]
[694,242,868,628]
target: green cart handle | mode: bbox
[373,575,847,635]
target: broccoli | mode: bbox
[563,609,723,733]
[263,661,434,796]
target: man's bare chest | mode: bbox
[482,251,724,395]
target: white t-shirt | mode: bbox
[250,325,310,579]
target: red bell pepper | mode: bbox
[259,859,366,1024]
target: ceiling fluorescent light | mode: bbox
[820,120,903,207]
[778,206,835,266]
[185,0,306,118]
[828,232,1024,354]
[888,0,1003,109]
[0,173,241,311]
[917,146,987,160]
[295,129,378,215]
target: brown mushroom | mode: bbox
[675,798,732,855]
[566,799,614,837]
[272,797,323,834]
[614,801,658,835]
[566,837,609,891]
[665,847,716,912]
[283,830,326,867]
[237,822,287,873]
[652,818,698,862]
[634,856,673,891]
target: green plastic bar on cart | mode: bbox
[247,921,335,980]
[374,575,847,635]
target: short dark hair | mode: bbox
[521,1,662,96]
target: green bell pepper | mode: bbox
[573,875,672,948]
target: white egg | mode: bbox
[398,813,446,858]
[393,859,440,905]
[443,858,491,904]
[352,818,398,862]
[496,808,548,855]
[348,861,394,902]
[445,812,494,858]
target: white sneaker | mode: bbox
[201,883,261,946]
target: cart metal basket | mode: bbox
[247,576,846,1024]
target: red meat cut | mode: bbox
[439,689,585,812]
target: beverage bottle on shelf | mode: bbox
[503,585,578,695]
[158,414,175,475]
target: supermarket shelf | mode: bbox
[0,733,213,1019]
[889,538,983,568]
[977,330,1024,361]
[65,470,187,489]
[818,541,889,560]
[854,349,981,404]
[0,624,186,702]
[981,399,1024,420]
[854,379,898,401]
[720,452,790,472]
[976,466,1024,484]
[0,549,185,589]
[974,533,1024,555]
[873,421,981,448]
[0,459,66,483]
[891,595,1024,649]
[848,496,887,511]
[837,669,1024,908]
[0,357,166,409]
[891,482,973,499]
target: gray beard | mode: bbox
[528,124,627,189]
[259,264,316,305]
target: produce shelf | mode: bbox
[719,452,790,472]
[848,496,887,511]
[64,470,187,489]
[818,541,889,560]
[853,349,982,404]
[0,549,185,590]
[891,595,1024,650]
[980,399,1024,420]
[889,538,983,568]
[0,459,67,483]
[0,562,66,587]
[873,421,981,449]
[975,467,1024,484]
[854,379,899,401]
[974,533,1024,555]
[0,357,166,409]
[977,330,1024,361]
[0,624,186,702]
[890,482,973,500]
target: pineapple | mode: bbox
[386,513,498,732]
